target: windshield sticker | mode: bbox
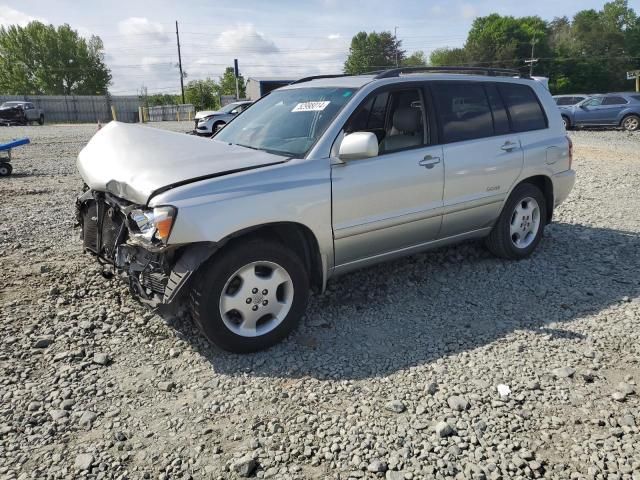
[292,101,330,112]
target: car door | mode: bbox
[331,85,444,268]
[431,81,524,238]
[600,96,629,124]
[574,97,604,125]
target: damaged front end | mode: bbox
[76,189,210,307]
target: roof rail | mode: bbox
[373,66,528,79]
[290,74,352,85]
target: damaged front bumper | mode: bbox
[76,189,213,307]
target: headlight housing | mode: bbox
[128,206,176,248]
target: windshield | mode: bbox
[215,87,356,157]
[219,103,242,113]
[1,102,22,108]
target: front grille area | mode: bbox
[81,198,127,261]
[141,271,167,295]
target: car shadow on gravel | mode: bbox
[167,222,639,381]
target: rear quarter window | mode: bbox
[498,83,547,132]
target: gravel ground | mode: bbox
[0,122,639,480]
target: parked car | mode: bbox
[76,67,575,353]
[193,101,252,136]
[559,93,640,131]
[0,101,44,125]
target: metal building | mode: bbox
[245,77,296,100]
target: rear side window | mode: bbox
[632,95,640,102]
[432,83,494,143]
[555,97,574,106]
[498,83,547,132]
[602,96,628,105]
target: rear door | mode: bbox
[600,96,629,124]
[431,81,523,238]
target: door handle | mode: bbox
[501,141,518,151]
[419,155,441,169]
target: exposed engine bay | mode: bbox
[75,188,212,306]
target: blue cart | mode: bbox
[0,138,30,177]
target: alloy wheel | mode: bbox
[509,197,541,249]
[218,261,294,338]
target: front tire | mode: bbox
[621,114,639,131]
[561,115,571,130]
[189,239,310,353]
[485,183,547,260]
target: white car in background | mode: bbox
[194,101,252,136]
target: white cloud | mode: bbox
[216,24,279,55]
[118,17,170,44]
[328,33,341,40]
[0,5,46,26]
[460,3,478,20]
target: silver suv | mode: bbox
[76,67,575,353]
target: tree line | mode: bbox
[344,0,640,93]
[1,0,637,99]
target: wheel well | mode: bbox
[620,113,639,124]
[518,175,554,224]
[561,114,570,125]
[215,222,324,292]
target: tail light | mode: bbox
[566,135,573,170]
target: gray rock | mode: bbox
[93,352,110,365]
[447,395,469,411]
[33,336,54,348]
[231,456,258,477]
[435,421,454,437]
[49,409,68,421]
[618,414,635,427]
[27,401,41,411]
[367,459,387,473]
[425,381,438,395]
[60,399,75,410]
[158,381,175,392]
[74,453,94,471]
[612,391,627,402]
[552,367,576,379]
[386,472,405,480]
[617,382,636,396]
[79,411,97,428]
[385,399,406,413]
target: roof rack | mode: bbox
[373,66,528,79]
[290,74,352,85]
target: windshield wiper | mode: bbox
[235,143,293,157]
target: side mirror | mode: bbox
[338,132,379,160]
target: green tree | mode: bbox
[402,51,427,67]
[184,78,219,111]
[216,67,246,99]
[344,31,405,74]
[0,21,111,95]
[429,47,469,66]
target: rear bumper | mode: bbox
[552,169,576,207]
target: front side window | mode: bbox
[215,87,355,157]
[432,82,494,143]
[581,97,603,107]
[345,88,425,154]
[602,96,628,105]
[498,83,547,132]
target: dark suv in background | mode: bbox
[559,93,640,131]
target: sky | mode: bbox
[2,0,635,95]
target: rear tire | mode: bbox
[621,114,639,131]
[0,162,12,176]
[38,115,44,125]
[189,239,310,353]
[485,183,547,260]
[561,115,571,130]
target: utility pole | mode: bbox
[234,59,240,100]
[524,36,538,76]
[394,26,399,67]
[176,21,185,104]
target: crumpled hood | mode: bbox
[77,121,287,205]
[194,110,220,119]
